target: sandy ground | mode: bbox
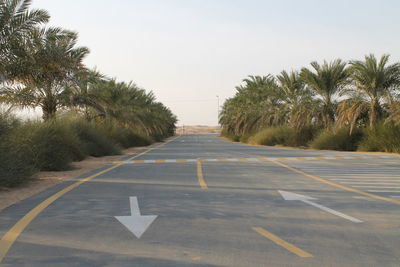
[0,146,144,212]
[177,125,221,134]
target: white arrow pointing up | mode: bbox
[278,190,363,223]
[115,197,158,238]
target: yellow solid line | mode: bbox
[176,159,187,163]
[0,164,120,262]
[252,227,313,258]
[0,135,180,263]
[270,160,400,206]
[238,158,248,162]
[197,159,208,189]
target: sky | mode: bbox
[29,0,400,125]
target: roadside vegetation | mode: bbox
[0,1,176,187]
[220,55,400,153]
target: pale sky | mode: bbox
[30,0,400,125]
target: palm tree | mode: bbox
[219,75,282,136]
[300,59,349,127]
[0,27,90,120]
[338,54,400,129]
[90,79,176,136]
[0,0,49,80]
[65,69,107,120]
[277,70,316,128]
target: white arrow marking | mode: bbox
[278,191,363,223]
[115,197,158,238]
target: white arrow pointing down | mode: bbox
[278,191,363,223]
[115,197,158,238]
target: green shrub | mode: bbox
[69,119,121,157]
[248,126,296,146]
[310,127,364,151]
[359,123,400,153]
[220,129,240,142]
[0,114,36,187]
[12,120,81,171]
[94,119,152,148]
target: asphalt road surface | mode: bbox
[1,134,400,267]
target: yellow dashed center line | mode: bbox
[252,227,313,258]
[197,159,208,189]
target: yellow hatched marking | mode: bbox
[197,159,208,189]
[0,135,180,263]
[253,227,313,258]
[270,160,400,206]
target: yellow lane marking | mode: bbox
[0,136,180,263]
[238,158,248,162]
[217,158,228,162]
[176,159,187,163]
[252,227,313,258]
[197,159,208,189]
[270,160,400,206]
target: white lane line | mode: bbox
[352,186,400,189]
[390,196,400,198]
[367,190,400,193]
[339,182,400,185]
[165,159,177,163]
[297,169,400,173]
[331,179,400,181]
[144,160,156,163]
[304,157,317,160]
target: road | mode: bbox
[1,134,400,266]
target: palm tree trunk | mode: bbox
[42,100,57,121]
[369,99,379,129]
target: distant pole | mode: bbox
[216,95,220,125]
